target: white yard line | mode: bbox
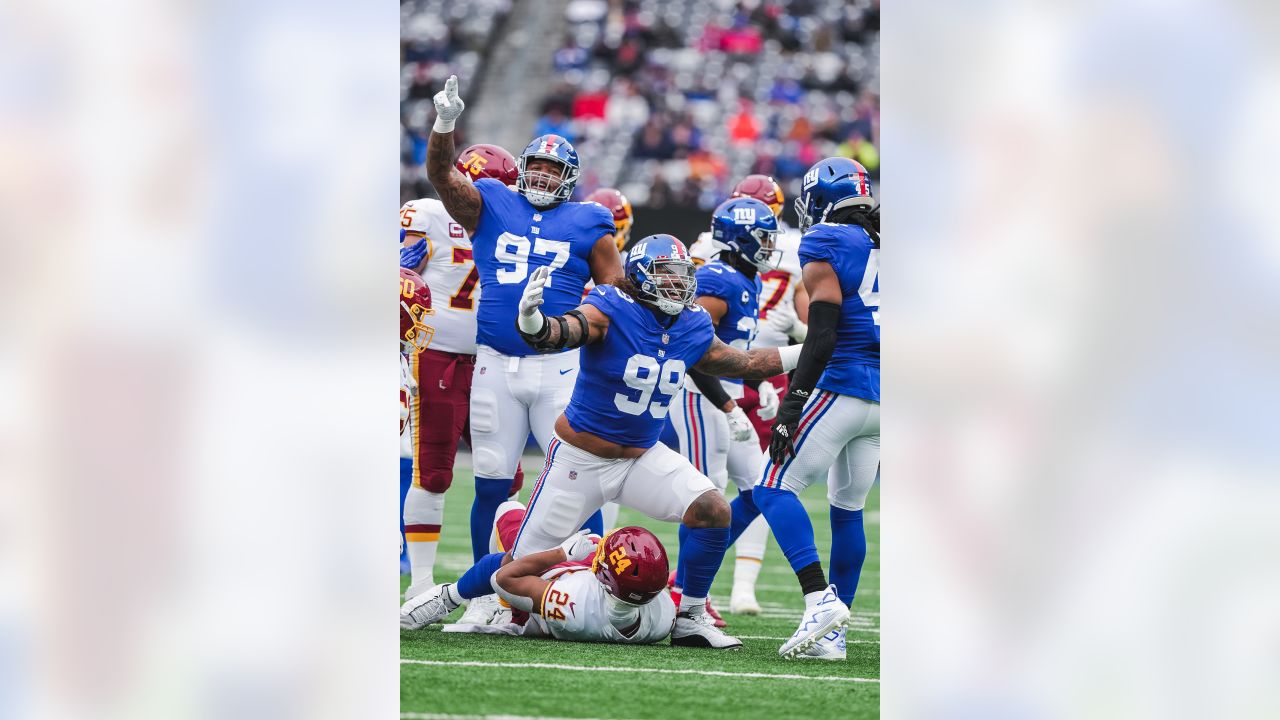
[401,659,878,684]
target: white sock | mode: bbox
[803,589,827,609]
[404,486,445,595]
[733,515,769,590]
[600,502,620,532]
[444,583,464,605]
[678,594,705,615]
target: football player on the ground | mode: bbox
[665,197,779,622]
[751,158,880,660]
[404,501,675,645]
[426,76,622,599]
[399,144,527,607]
[401,235,802,648]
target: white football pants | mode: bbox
[469,344,579,479]
[757,389,879,511]
[668,386,766,492]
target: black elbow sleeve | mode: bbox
[789,300,841,393]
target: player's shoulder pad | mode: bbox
[584,284,638,314]
[572,200,616,238]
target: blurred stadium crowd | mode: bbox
[401,0,878,211]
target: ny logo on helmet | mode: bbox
[732,207,757,225]
[802,167,820,190]
[628,242,648,261]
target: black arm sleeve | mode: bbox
[687,368,734,409]
[517,310,591,353]
[787,300,841,398]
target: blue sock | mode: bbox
[754,485,820,572]
[399,458,413,574]
[673,524,691,589]
[829,507,866,607]
[677,526,729,600]
[456,551,505,600]
[726,489,761,546]
[581,508,604,535]
[471,477,514,562]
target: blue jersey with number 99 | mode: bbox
[565,285,716,448]
[472,178,616,356]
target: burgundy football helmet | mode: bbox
[585,187,634,250]
[730,174,785,218]
[455,143,518,186]
[590,526,670,605]
[400,268,434,353]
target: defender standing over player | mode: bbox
[399,144,524,601]
[752,158,880,660]
[402,235,802,648]
[426,76,624,618]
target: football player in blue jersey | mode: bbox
[666,197,780,621]
[427,76,624,621]
[400,235,803,649]
[738,158,880,660]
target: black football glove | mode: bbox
[768,389,810,465]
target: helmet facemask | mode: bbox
[747,227,780,271]
[795,193,815,233]
[517,154,578,207]
[400,300,434,354]
[635,257,696,316]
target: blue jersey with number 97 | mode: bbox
[565,285,716,448]
[798,222,880,402]
[472,178,615,356]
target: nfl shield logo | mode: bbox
[662,333,670,344]
[568,470,577,480]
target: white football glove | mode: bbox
[517,266,550,335]
[559,530,600,562]
[756,381,780,421]
[726,405,754,442]
[788,319,809,342]
[432,75,466,133]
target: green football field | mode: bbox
[401,467,880,719]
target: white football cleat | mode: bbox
[795,627,846,660]
[400,583,461,630]
[729,584,761,615]
[671,606,743,650]
[455,593,500,626]
[779,585,850,659]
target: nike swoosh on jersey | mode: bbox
[559,368,573,375]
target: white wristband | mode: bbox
[517,311,546,336]
[432,117,456,134]
[778,344,803,372]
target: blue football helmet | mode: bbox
[794,157,875,233]
[517,134,581,207]
[624,234,697,316]
[709,197,780,271]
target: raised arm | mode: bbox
[515,267,611,352]
[426,75,483,235]
[589,234,624,286]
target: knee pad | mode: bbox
[469,389,499,435]
[533,488,587,539]
[472,443,508,479]
[419,468,453,493]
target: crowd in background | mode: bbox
[401,0,879,211]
